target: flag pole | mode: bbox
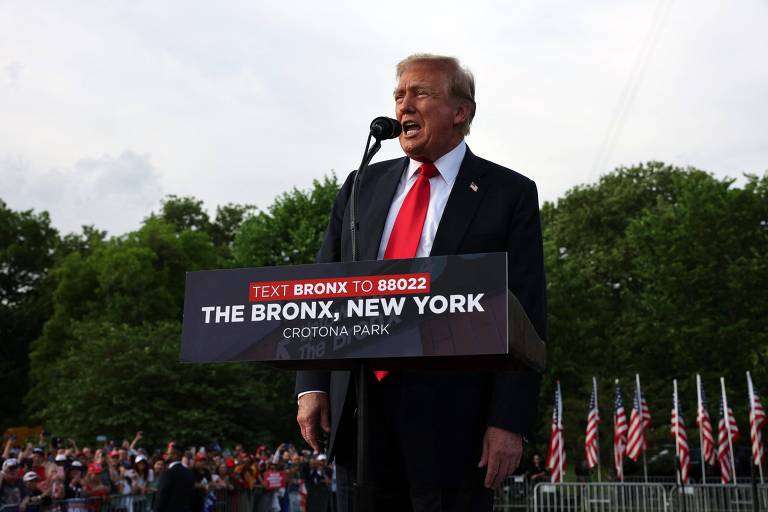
[615,378,623,482]
[747,371,765,483]
[674,379,681,486]
[558,381,564,483]
[721,377,738,485]
[696,374,706,484]
[636,374,648,482]
[594,377,602,483]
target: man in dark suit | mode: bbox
[155,444,196,512]
[296,54,546,511]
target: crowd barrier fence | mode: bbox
[532,482,669,511]
[668,483,768,512]
[6,481,768,512]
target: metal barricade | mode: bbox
[533,482,668,511]
[494,476,533,510]
[669,483,768,512]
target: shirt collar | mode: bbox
[406,140,466,186]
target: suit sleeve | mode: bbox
[294,171,355,396]
[154,468,171,512]
[487,178,547,437]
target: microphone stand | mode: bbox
[350,134,382,262]
[349,130,383,511]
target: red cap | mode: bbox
[225,457,235,468]
[194,452,207,461]
[88,463,102,474]
[109,450,119,457]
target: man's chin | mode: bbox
[399,139,428,161]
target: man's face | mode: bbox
[395,61,469,162]
[3,465,19,480]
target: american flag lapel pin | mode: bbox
[470,181,478,192]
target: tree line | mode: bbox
[1,163,766,468]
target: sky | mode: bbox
[1,0,766,236]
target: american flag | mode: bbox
[717,398,741,483]
[642,393,652,430]
[748,373,767,466]
[585,380,600,470]
[546,381,566,482]
[672,389,690,484]
[626,383,645,461]
[697,380,717,465]
[613,382,628,481]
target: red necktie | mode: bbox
[375,162,440,381]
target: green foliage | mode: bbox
[7,163,767,463]
[24,176,340,449]
[38,321,293,447]
[541,163,768,475]
[233,175,339,267]
[0,200,59,429]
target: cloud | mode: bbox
[0,151,164,235]
[0,0,766,235]
[4,62,22,83]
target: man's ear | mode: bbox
[453,100,471,128]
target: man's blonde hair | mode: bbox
[396,53,476,135]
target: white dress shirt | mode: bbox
[298,141,466,401]
[376,140,466,259]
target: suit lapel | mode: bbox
[430,147,488,256]
[357,157,407,260]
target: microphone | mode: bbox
[369,117,401,140]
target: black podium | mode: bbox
[181,252,545,509]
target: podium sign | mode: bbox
[180,252,545,370]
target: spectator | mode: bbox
[192,452,211,512]
[259,462,285,512]
[20,471,51,512]
[526,453,549,484]
[1,458,28,507]
[64,461,86,499]
[210,463,234,492]
[303,454,331,512]
[148,459,165,492]
[105,450,121,493]
[44,464,64,501]
[132,456,151,494]
[29,449,46,484]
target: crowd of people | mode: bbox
[0,432,333,512]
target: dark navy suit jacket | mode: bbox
[295,147,547,484]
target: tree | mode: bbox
[39,321,293,447]
[0,200,59,429]
[27,176,341,447]
[233,175,339,267]
[540,163,768,473]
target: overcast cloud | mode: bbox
[1,0,766,235]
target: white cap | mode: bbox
[70,460,83,468]
[55,454,67,462]
[135,455,147,464]
[2,458,19,471]
[23,471,39,482]
[316,454,327,461]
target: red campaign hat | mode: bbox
[225,457,235,468]
[194,452,207,461]
[88,463,102,474]
[109,450,119,457]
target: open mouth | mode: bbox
[402,121,421,137]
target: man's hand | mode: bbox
[296,392,330,452]
[477,426,523,489]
